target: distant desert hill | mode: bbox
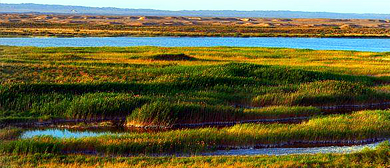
[1,3,390,19]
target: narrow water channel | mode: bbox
[202,143,380,156]
[20,128,386,156]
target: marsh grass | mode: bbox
[243,106,322,119]
[1,49,389,122]
[0,91,151,120]
[127,102,321,127]
[2,37,390,167]
[64,93,151,119]
[252,80,389,106]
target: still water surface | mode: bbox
[1,37,390,52]
[21,128,126,139]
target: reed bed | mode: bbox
[127,102,321,127]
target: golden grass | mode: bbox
[2,46,390,85]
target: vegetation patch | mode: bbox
[253,80,389,106]
[243,106,322,119]
[127,102,243,127]
[1,47,389,123]
[64,93,151,119]
[148,53,196,61]
[127,102,321,127]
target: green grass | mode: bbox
[243,106,322,119]
[63,93,150,119]
[253,80,389,106]
[2,46,390,167]
[2,46,390,126]
[127,102,321,127]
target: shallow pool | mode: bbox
[21,128,126,139]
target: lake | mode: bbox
[1,37,390,52]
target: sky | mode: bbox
[1,0,390,14]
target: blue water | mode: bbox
[21,129,124,139]
[1,37,389,52]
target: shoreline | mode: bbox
[3,102,390,129]
[1,35,390,39]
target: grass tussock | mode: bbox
[0,128,22,140]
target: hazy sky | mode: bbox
[1,0,390,14]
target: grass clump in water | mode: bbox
[0,128,22,140]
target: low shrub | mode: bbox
[148,53,196,61]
